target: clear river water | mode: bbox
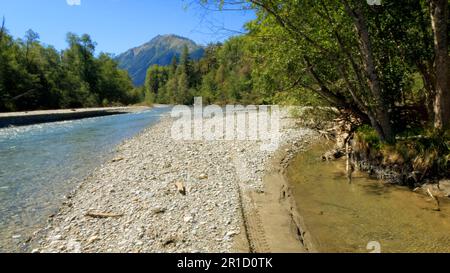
[287,141,450,253]
[0,106,170,252]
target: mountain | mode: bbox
[115,35,204,86]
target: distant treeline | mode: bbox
[0,22,141,112]
[143,37,268,106]
[143,35,332,107]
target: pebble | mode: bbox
[88,236,99,244]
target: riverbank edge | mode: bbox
[0,106,152,128]
[252,141,319,253]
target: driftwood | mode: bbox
[427,189,441,211]
[111,157,124,163]
[346,142,355,184]
[86,211,124,219]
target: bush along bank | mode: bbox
[315,110,450,189]
[352,126,450,187]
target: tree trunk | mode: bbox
[343,0,394,142]
[416,61,436,123]
[430,0,450,130]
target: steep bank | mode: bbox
[29,108,316,253]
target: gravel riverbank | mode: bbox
[31,108,316,253]
[0,106,149,128]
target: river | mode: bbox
[287,141,450,253]
[0,106,170,252]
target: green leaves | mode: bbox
[0,28,136,112]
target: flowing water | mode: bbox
[0,106,170,252]
[287,141,450,253]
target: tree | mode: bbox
[145,65,169,98]
[176,66,190,104]
[97,53,135,105]
[180,44,194,87]
[0,16,6,49]
[429,0,450,130]
[24,29,39,64]
[170,55,178,76]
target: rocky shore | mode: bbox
[30,108,316,253]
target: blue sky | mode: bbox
[0,0,255,55]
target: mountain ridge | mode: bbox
[116,34,204,86]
